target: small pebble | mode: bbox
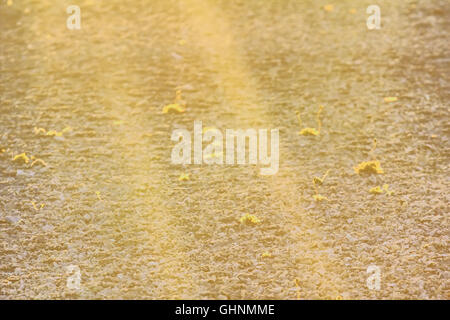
[6,216,20,224]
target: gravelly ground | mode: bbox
[0,0,449,299]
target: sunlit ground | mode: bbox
[0,0,448,299]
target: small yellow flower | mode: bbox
[95,191,102,201]
[297,106,324,136]
[13,153,30,164]
[313,170,330,186]
[313,194,328,202]
[35,127,71,136]
[369,186,384,194]
[313,177,322,185]
[113,120,124,126]
[370,184,394,195]
[178,173,190,181]
[46,130,63,137]
[298,127,319,136]
[349,8,357,14]
[354,160,384,175]
[383,184,394,195]
[261,252,272,258]
[162,103,185,114]
[240,213,261,225]
[34,127,46,135]
[32,202,45,211]
[384,97,398,103]
[163,90,186,114]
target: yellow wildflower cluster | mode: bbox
[13,153,30,164]
[12,153,47,167]
[34,126,72,137]
[354,160,384,175]
[239,213,261,225]
[312,170,329,201]
[297,105,324,136]
[313,194,328,202]
[178,173,190,181]
[31,202,45,211]
[369,184,394,195]
[162,90,186,114]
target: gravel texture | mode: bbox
[0,0,448,299]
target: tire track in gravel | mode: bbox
[13,0,199,298]
[161,0,346,299]
[229,0,449,299]
[75,4,201,299]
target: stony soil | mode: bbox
[0,0,448,299]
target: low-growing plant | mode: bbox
[297,105,324,136]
